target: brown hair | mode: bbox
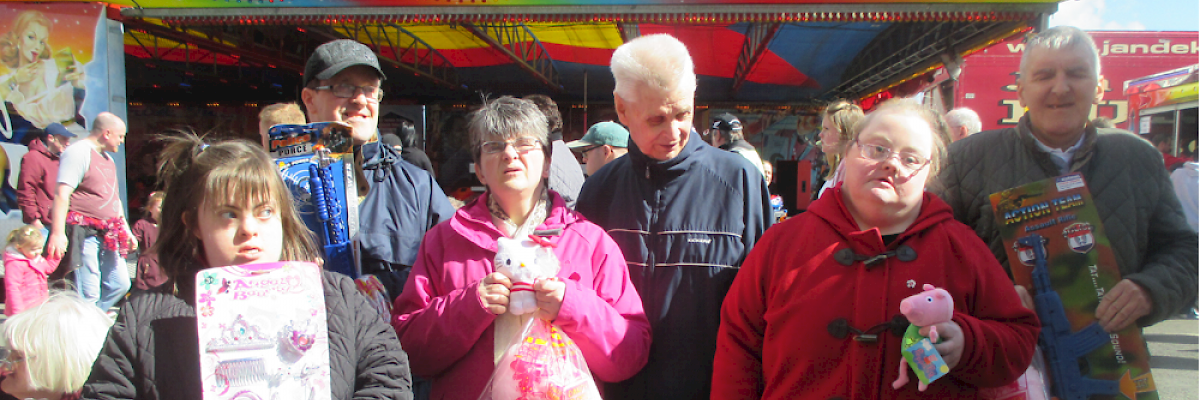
[0,11,52,69]
[5,225,43,251]
[154,132,318,292]
[523,94,563,136]
[258,103,306,128]
[467,96,550,165]
[821,100,865,178]
[851,98,951,177]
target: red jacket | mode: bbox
[713,188,1039,400]
[16,138,59,226]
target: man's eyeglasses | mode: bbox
[312,83,383,102]
[854,140,931,176]
[480,137,543,155]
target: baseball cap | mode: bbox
[568,122,629,150]
[43,122,75,138]
[304,39,386,87]
[711,113,742,134]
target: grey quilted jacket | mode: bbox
[931,116,1198,327]
[81,270,413,400]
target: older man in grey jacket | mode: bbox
[933,26,1197,332]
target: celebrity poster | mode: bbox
[0,3,107,234]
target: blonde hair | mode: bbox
[0,11,52,69]
[611,34,697,103]
[5,225,43,252]
[821,100,865,178]
[1,291,113,393]
[154,132,318,291]
[851,98,951,177]
[144,191,165,210]
[258,103,306,128]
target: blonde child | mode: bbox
[81,133,413,399]
[131,191,165,290]
[4,225,56,316]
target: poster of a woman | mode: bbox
[0,7,95,144]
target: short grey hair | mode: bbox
[467,96,550,164]
[2,291,114,394]
[610,34,697,103]
[945,108,982,134]
[1019,26,1101,80]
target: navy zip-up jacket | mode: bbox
[358,141,455,275]
[577,130,772,400]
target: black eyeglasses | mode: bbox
[312,83,383,102]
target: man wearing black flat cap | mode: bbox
[300,40,453,310]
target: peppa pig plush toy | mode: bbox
[892,283,954,392]
[494,236,560,316]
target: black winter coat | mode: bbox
[576,130,772,400]
[81,270,413,400]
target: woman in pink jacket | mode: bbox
[392,96,651,400]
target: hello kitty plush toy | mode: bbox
[494,236,560,316]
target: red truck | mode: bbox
[926,31,1198,132]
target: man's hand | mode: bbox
[478,272,512,315]
[1014,285,1035,310]
[1096,279,1153,332]
[534,277,566,322]
[47,232,68,259]
[919,320,965,370]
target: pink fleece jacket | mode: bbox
[5,247,55,316]
[392,191,651,400]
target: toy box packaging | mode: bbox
[989,173,1157,400]
[195,262,331,400]
[269,122,359,278]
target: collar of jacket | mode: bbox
[719,139,755,153]
[28,137,59,160]
[807,185,953,257]
[449,189,578,253]
[627,129,706,182]
[359,140,401,171]
[1016,115,1099,176]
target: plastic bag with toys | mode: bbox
[477,317,602,400]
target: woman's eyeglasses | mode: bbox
[855,141,931,177]
[0,348,25,373]
[480,138,542,155]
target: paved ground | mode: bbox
[1144,316,1199,400]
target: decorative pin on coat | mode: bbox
[893,283,954,391]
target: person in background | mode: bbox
[1152,133,1189,172]
[945,108,982,142]
[933,26,1197,334]
[1090,116,1115,129]
[397,121,436,176]
[0,291,113,400]
[82,134,412,400]
[257,102,306,150]
[523,94,585,208]
[130,191,164,290]
[567,121,629,176]
[391,96,650,400]
[17,122,74,235]
[576,33,771,400]
[714,98,1039,400]
[762,159,774,186]
[46,112,134,311]
[816,100,865,198]
[4,225,54,316]
[300,39,453,302]
[709,113,765,177]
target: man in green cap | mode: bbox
[568,121,629,176]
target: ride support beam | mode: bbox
[463,22,563,92]
[731,23,781,95]
[122,18,305,73]
[313,23,464,90]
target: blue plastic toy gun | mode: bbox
[1016,234,1119,400]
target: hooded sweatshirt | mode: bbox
[4,246,55,316]
[713,187,1040,400]
[17,138,59,226]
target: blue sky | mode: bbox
[1050,0,1198,31]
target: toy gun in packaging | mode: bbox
[268,122,359,278]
